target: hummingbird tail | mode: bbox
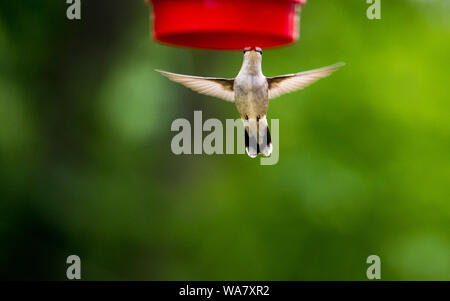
[258,117,272,157]
[244,117,272,158]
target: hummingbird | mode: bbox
[156,47,344,158]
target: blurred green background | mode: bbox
[0,0,449,280]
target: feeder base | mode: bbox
[148,0,306,50]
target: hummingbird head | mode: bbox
[241,47,263,74]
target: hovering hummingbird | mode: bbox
[156,47,344,158]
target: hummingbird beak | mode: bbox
[241,47,263,73]
[248,50,260,62]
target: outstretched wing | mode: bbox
[267,63,344,100]
[156,70,235,102]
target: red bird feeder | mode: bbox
[147,0,307,50]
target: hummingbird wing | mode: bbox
[267,63,344,100]
[155,70,235,102]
